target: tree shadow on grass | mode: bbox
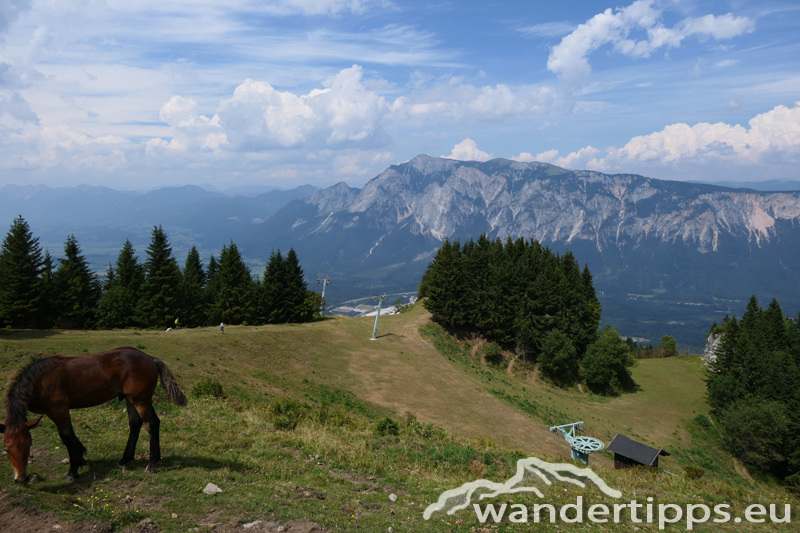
[0,329,62,340]
[33,455,251,494]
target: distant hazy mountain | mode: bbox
[240,155,800,350]
[221,185,286,197]
[686,179,800,191]
[0,183,318,271]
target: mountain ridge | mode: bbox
[4,158,800,349]
[243,155,800,350]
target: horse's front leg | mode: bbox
[117,399,143,468]
[48,408,87,479]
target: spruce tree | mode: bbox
[137,226,182,328]
[116,240,145,295]
[578,264,602,354]
[103,263,116,291]
[205,254,221,324]
[53,234,100,329]
[213,242,255,325]
[180,245,207,327]
[283,248,308,323]
[262,249,285,324]
[764,298,789,354]
[39,250,56,328]
[96,240,143,329]
[0,216,45,328]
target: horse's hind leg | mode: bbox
[133,402,161,472]
[117,399,143,468]
[48,408,88,479]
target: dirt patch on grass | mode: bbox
[0,491,112,533]
[343,310,583,463]
[122,518,160,532]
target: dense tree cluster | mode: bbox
[419,235,630,390]
[0,216,321,330]
[624,335,678,359]
[706,296,800,486]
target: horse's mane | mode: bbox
[4,354,66,430]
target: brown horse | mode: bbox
[1,347,187,483]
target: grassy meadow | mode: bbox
[0,305,796,531]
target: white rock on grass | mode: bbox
[203,483,223,494]
[388,493,397,502]
[243,520,263,529]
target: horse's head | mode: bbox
[0,416,43,483]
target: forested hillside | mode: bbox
[707,296,800,489]
[419,235,636,393]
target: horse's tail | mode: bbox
[153,358,188,406]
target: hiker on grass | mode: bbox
[175,317,180,329]
[220,322,224,334]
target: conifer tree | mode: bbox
[39,250,56,328]
[706,295,800,482]
[53,234,100,329]
[180,245,207,327]
[578,264,602,352]
[764,298,789,353]
[213,241,255,325]
[282,248,308,323]
[205,254,220,324]
[0,216,45,328]
[262,249,285,324]
[137,226,182,328]
[420,240,462,327]
[96,240,143,329]
[116,240,145,295]
[103,263,116,291]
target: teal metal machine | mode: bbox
[550,421,605,466]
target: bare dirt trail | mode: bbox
[343,309,612,467]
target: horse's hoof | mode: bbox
[145,463,157,473]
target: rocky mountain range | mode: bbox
[242,155,800,350]
[4,156,799,350]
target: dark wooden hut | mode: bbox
[607,434,671,469]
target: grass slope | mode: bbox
[0,305,795,532]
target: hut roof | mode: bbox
[607,434,670,466]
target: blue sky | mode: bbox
[0,0,798,190]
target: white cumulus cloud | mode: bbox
[510,152,536,162]
[591,102,800,169]
[153,96,227,152]
[511,102,800,175]
[443,138,493,162]
[528,146,600,169]
[154,65,390,154]
[547,0,754,82]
